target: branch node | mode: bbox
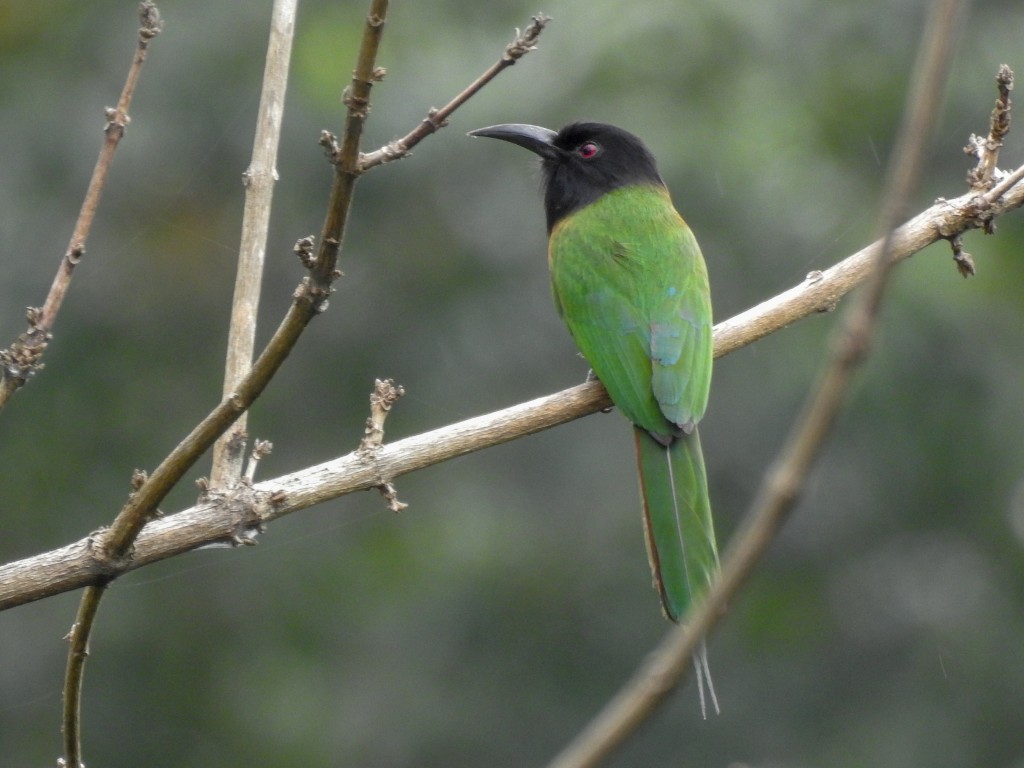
[104,106,130,133]
[200,483,270,546]
[293,235,317,269]
[0,326,51,382]
[423,107,448,132]
[956,194,996,235]
[319,130,341,163]
[341,86,371,119]
[90,527,133,576]
[61,624,82,645]
[292,234,343,311]
[293,275,336,313]
[358,140,408,170]
[313,293,333,314]
[804,270,824,284]
[67,243,85,265]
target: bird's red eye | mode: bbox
[577,141,600,159]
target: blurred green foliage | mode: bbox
[2,0,1024,765]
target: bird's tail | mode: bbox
[634,425,720,716]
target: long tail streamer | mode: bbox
[635,426,720,716]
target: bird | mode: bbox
[468,121,719,715]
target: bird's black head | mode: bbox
[468,121,665,232]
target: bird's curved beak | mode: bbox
[467,123,560,159]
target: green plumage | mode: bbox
[633,426,716,620]
[468,121,721,712]
[548,183,717,621]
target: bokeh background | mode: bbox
[2,1,1024,765]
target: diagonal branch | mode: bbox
[0,2,163,413]
[56,8,166,766]
[4,158,1021,613]
[357,14,551,171]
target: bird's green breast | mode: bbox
[548,184,713,440]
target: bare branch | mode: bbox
[358,378,408,512]
[966,64,1013,190]
[210,0,298,487]
[0,2,163,412]
[714,171,1016,355]
[306,0,389,297]
[60,583,106,768]
[359,378,406,454]
[243,440,274,484]
[358,14,552,171]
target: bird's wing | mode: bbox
[549,186,712,438]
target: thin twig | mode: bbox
[6,155,1022,613]
[358,378,408,511]
[60,583,106,768]
[712,160,1021,354]
[210,0,299,487]
[358,14,551,171]
[243,440,274,484]
[0,2,163,412]
[984,155,1024,202]
[546,0,966,765]
[966,64,1013,190]
[303,0,389,312]
[359,378,406,454]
